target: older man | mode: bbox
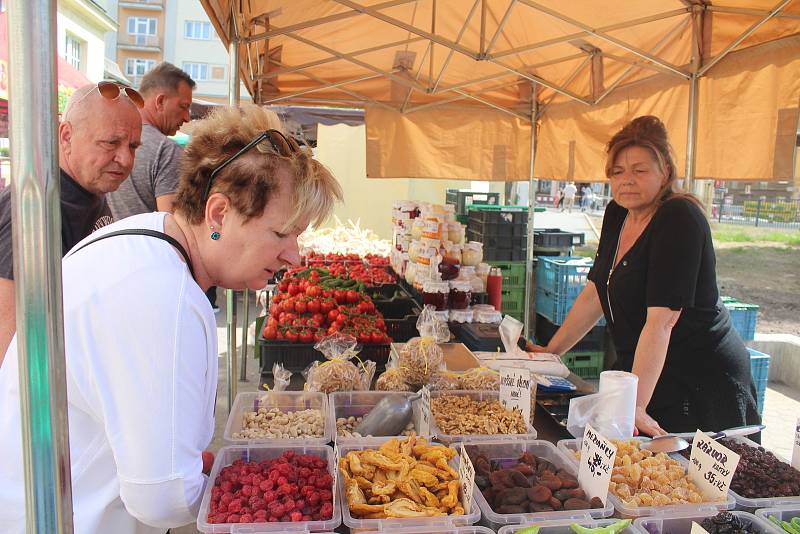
[0,82,142,361]
[107,62,194,219]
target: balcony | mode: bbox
[119,0,163,10]
[117,34,163,52]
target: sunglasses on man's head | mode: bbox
[202,129,301,201]
[71,81,145,110]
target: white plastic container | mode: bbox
[463,437,614,532]
[498,517,637,534]
[327,390,420,445]
[671,435,800,512]
[556,438,735,518]
[755,505,800,534]
[337,436,481,532]
[224,391,330,445]
[430,390,538,444]
[196,443,341,533]
[361,527,494,534]
[632,510,774,534]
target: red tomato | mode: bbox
[309,270,320,280]
[287,283,300,296]
[267,317,278,328]
[295,300,307,314]
[307,299,321,314]
[285,330,299,343]
[370,331,385,344]
[346,290,360,304]
[323,290,333,299]
[306,285,321,298]
[327,325,338,335]
[375,318,385,330]
[337,305,349,315]
[333,290,346,304]
[320,299,335,314]
[327,310,339,323]
[357,301,371,314]
[299,329,314,344]
[357,331,372,344]
[263,326,278,339]
[313,331,324,343]
[307,319,320,329]
[278,280,289,292]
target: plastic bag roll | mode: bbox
[567,370,638,439]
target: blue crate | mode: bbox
[748,347,770,415]
[536,256,594,300]
[726,301,759,341]
[536,287,606,327]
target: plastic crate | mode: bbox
[536,256,594,299]
[725,299,759,341]
[385,313,420,342]
[374,294,420,319]
[499,518,636,534]
[446,188,500,215]
[327,390,421,445]
[562,351,603,379]
[484,247,527,262]
[748,347,770,415]
[223,391,330,445]
[534,228,586,248]
[536,313,605,352]
[755,506,800,534]
[488,260,528,289]
[468,205,529,224]
[536,287,607,327]
[633,511,774,534]
[430,390,538,444]
[466,227,527,250]
[501,286,526,316]
[258,334,390,373]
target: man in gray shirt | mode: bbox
[107,62,195,219]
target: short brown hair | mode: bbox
[139,62,196,95]
[174,104,342,230]
[605,115,702,209]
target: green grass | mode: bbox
[711,224,800,246]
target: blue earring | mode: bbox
[210,228,220,240]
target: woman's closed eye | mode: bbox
[273,231,289,239]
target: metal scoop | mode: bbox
[640,424,765,453]
[354,393,421,437]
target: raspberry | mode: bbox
[268,516,279,522]
[241,485,254,497]
[313,458,326,469]
[315,474,332,489]
[308,493,320,506]
[254,517,267,522]
[263,490,277,503]
[294,499,305,510]
[320,502,333,519]
[217,503,228,514]
[308,476,316,487]
[227,500,242,514]
[251,474,264,487]
[239,514,253,523]
[249,497,266,511]
[259,479,274,492]
[301,505,312,516]
[283,498,295,512]
[227,513,241,523]
[290,511,303,522]
[240,473,254,486]
[254,509,268,519]
[299,467,311,478]
[278,483,293,495]
[277,476,288,486]
[220,480,233,493]
[268,502,285,518]
[268,470,280,481]
[319,489,333,502]
[302,515,311,521]
[211,486,222,499]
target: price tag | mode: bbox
[333,444,340,492]
[578,424,617,505]
[499,366,532,424]
[689,430,741,500]
[458,442,475,512]
[691,521,711,534]
[791,417,800,470]
[418,386,431,438]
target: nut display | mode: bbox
[470,449,603,514]
[206,450,333,524]
[338,434,466,519]
[717,439,800,498]
[376,368,412,392]
[431,394,528,436]
[605,440,710,507]
[232,407,324,439]
[337,415,415,439]
[458,367,500,390]
[396,337,445,387]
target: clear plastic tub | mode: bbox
[671,435,800,512]
[430,390,538,444]
[463,437,614,532]
[556,438,735,518]
[327,390,420,445]
[223,391,330,445]
[755,505,800,534]
[498,517,637,534]
[361,527,494,534]
[632,510,774,534]
[196,443,340,533]
[337,436,481,532]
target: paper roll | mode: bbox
[594,370,638,439]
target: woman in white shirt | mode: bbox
[0,104,343,534]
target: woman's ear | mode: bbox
[205,193,230,230]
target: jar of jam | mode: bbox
[422,280,450,310]
[449,280,472,310]
[448,222,465,244]
[449,309,473,323]
[411,219,426,240]
[462,241,484,266]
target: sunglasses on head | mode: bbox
[202,129,301,201]
[71,81,145,110]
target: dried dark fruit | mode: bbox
[518,452,538,469]
[529,502,555,512]
[498,504,527,514]
[539,475,563,491]
[510,470,532,488]
[513,463,535,476]
[496,487,528,506]
[475,475,490,490]
[527,485,552,503]
[590,496,605,509]
[560,476,579,489]
[563,497,591,510]
[549,496,563,510]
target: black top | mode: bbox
[588,197,759,432]
[0,169,113,280]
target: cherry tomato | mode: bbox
[307,319,320,329]
[314,331,324,343]
[333,290,346,304]
[307,299,321,314]
[285,330,299,343]
[299,330,314,344]
[346,290,360,304]
[323,290,333,299]
[267,317,278,328]
[375,318,385,330]
[306,285,321,298]
[287,283,300,296]
[327,310,339,323]
[309,270,320,281]
[357,331,372,344]
[278,280,289,292]
[263,326,278,339]
[357,301,372,314]
[327,325,338,335]
[312,313,325,325]
[295,300,307,314]
[370,331,385,344]
[320,299,335,314]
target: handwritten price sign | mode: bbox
[500,367,533,424]
[459,442,475,511]
[578,424,617,505]
[689,430,740,500]
[792,417,800,471]
[418,386,431,438]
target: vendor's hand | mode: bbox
[202,451,214,475]
[635,406,667,437]
[526,341,551,353]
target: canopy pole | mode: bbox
[226,26,241,413]
[8,0,75,531]
[685,74,698,196]
[524,84,538,340]
[239,289,249,382]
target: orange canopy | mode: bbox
[200,0,800,181]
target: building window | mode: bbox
[65,35,82,70]
[184,20,213,40]
[127,17,157,36]
[211,66,226,81]
[182,62,209,81]
[126,58,155,77]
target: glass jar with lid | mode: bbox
[476,262,491,287]
[475,308,503,323]
[448,280,472,310]
[462,241,484,266]
[449,309,474,323]
[443,243,462,264]
[448,222,466,244]
[422,280,450,310]
[411,218,426,240]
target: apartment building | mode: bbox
[114,0,165,87]
[57,0,117,83]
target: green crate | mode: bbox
[563,350,603,378]
[500,286,526,316]
[456,214,469,225]
[488,260,529,289]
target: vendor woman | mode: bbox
[535,116,759,436]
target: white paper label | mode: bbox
[419,386,431,438]
[499,366,532,424]
[578,424,617,505]
[459,442,475,511]
[333,444,340,492]
[689,430,741,500]
[791,417,800,470]
[691,521,711,534]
